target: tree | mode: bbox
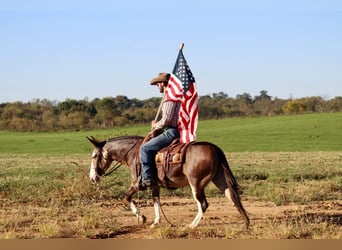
[303,96,324,112]
[325,97,342,112]
[253,91,273,115]
[212,91,228,99]
[282,100,307,114]
[236,93,253,105]
[0,92,341,131]
[236,93,253,116]
[254,90,272,101]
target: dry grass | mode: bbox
[0,152,341,239]
[150,216,341,239]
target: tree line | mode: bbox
[1,90,341,131]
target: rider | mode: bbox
[140,72,181,188]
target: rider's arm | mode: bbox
[154,100,180,130]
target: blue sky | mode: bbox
[1,0,342,102]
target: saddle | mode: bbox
[154,139,193,189]
[155,140,189,166]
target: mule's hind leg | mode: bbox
[212,169,234,205]
[189,185,208,229]
[212,166,250,228]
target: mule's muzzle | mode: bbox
[89,166,101,184]
[90,174,101,184]
[90,175,101,184]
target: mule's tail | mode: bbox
[218,148,250,229]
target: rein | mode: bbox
[103,161,122,177]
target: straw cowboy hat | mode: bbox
[150,72,170,85]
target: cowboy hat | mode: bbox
[150,72,170,85]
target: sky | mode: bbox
[1,0,342,103]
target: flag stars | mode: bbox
[173,52,196,94]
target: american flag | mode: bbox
[165,49,198,143]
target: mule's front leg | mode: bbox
[150,187,161,228]
[130,200,146,224]
[125,185,146,224]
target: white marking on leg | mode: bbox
[130,201,146,224]
[189,185,203,229]
[89,161,99,183]
[225,188,234,205]
[151,198,161,228]
[130,201,140,216]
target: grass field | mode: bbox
[0,112,341,154]
[0,113,341,239]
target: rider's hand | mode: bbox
[151,120,157,129]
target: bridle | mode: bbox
[92,140,139,178]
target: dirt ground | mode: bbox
[92,197,342,239]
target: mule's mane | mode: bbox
[106,135,143,143]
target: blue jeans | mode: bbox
[140,127,179,182]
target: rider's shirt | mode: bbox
[155,100,181,129]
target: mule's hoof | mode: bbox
[150,222,160,228]
[138,215,147,224]
[188,221,201,229]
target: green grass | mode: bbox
[0,113,341,154]
[0,124,149,154]
[198,113,342,152]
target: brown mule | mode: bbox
[87,135,249,229]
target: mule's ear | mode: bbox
[86,136,95,143]
[87,136,95,146]
[86,136,105,148]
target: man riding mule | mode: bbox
[87,46,249,229]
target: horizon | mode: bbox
[1,91,340,105]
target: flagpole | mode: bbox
[153,43,184,126]
[153,94,165,123]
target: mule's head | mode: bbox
[87,136,112,184]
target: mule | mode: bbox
[87,135,250,229]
